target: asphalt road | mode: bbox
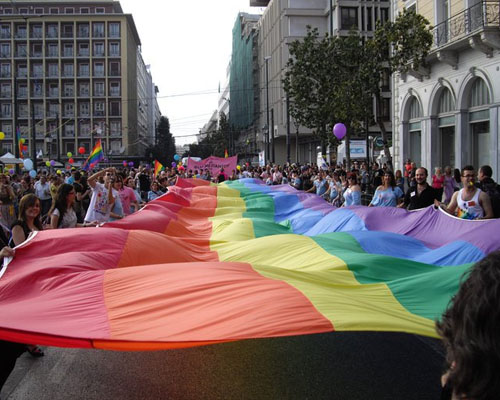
[2,332,445,400]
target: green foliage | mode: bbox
[145,116,176,165]
[283,11,432,166]
[184,112,235,159]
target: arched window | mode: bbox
[408,96,422,165]
[438,88,456,168]
[468,78,490,168]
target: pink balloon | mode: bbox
[333,123,347,140]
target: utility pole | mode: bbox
[13,78,20,173]
[55,112,61,163]
[286,94,291,164]
[329,0,334,37]
[31,101,37,165]
[264,56,271,165]
[270,108,274,163]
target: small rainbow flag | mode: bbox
[154,160,164,178]
[16,127,23,159]
[82,140,104,171]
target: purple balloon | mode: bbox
[50,160,56,167]
[171,162,176,167]
[333,123,347,140]
[8,169,14,174]
[128,161,134,167]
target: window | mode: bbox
[33,103,43,118]
[93,42,105,56]
[32,43,43,57]
[48,103,59,117]
[47,43,58,57]
[1,122,12,137]
[63,102,74,117]
[17,84,27,97]
[470,78,490,107]
[17,64,27,78]
[93,62,104,77]
[32,63,43,77]
[78,43,89,57]
[94,101,105,116]
[96,7,105,14]
[16,25,27,38]
[48,83,58,97]
[48,63,58,77]
[341,7,358,30]
[79,121,90,136]
[64,8,75,14]
[32,82,43,97]
[64,141,75,154]
[63,63,74,77]
[62,24,73,38]
[16,43,27,57]
[2,9,13,15]
[1,103,11,118]
[79,82,89,96]
[93,22,105,38]
[64,123,75,137]
[49,8,59,15]
[109,61,120,76]
[79,102,90,117]
[63,82,74,97]
[109,81,120,96]
[31,24,43,38]
[109,42,120,56]
[18,8,28,15]
[0,63,10,78]
[80,8,90,14]
[109,101,120,116]
[78,23,89,37]
[63,43,73,57]
[0,25,10,39]
[18,103,28,117]
[379,8,389,24]
[78,63,89,77]
[94,81,105,96]
[0,43,10,57]
[438,88,455,114]
[109,23,120,37]
[110,139,122,151]
[1,83,11,97]
[409,97,422,119]
[110,121,121,136]
[47,24,58,38]
[34,8,44,14]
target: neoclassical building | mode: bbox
[393,0,500,179]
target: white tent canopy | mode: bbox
[0,152,24,164]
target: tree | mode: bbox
[184,112,232,159]
[145,116,176,165]
[370,9,433,168]
[283,10,432,169]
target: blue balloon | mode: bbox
[174,154,180,161]
[29,169,37,178]
[23,158,34,171]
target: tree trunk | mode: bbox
[345,128,351,170]
[375,94,393,171]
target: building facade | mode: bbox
[0,0,160,163]
[254,0,391,165]
[393,0,500,179]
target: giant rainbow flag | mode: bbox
[0,178,499,351]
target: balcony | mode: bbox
[432,1,500,60]
[0,33,10,39]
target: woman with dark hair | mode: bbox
[10,194,45,358]
[49,184,94,229]
[437,251,500,400]
[369,171,404,207]
[342,173,361,206]
[11,194,43,247]
[147,181,162,202]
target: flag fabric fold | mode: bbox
[1,178,499,351]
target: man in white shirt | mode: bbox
[84,167,118,224]
[33,175,52,217]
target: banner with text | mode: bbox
[187,155,238,177]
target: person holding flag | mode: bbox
[81,140,104,172]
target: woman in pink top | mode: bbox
[116,177,139,215]
[432,167,445,202]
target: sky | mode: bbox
[118,0,265,146]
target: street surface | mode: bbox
[2,332,445,400]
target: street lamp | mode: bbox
[264,55,271,165]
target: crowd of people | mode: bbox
[1,158,499,398]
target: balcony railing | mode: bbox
[433,1,500,47]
